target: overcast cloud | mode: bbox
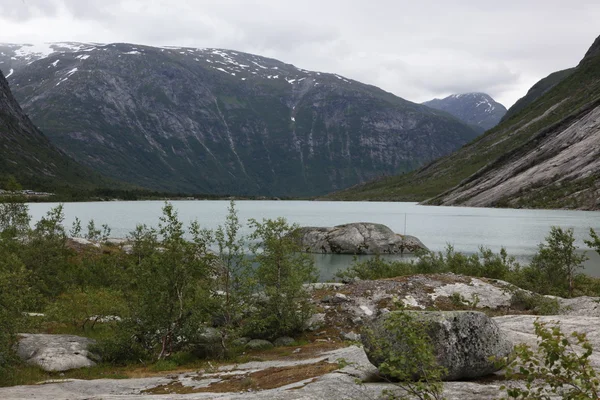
[1,0,599,107]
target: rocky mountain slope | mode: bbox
[0,67,106,191]
[423,92,507,131]
[326,34,600,210]
[501,68,574,122]
[0,42,479,197]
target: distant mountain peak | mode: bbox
[423,92,507,131]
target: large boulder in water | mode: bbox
[295,222,427,254]
[362,311,512,381]
[17,334,99,372]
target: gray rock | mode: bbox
[273,337,295,347]
[331,293,349,303]
[342,331,361,342]
[246,339,274,350]
[296,223,428,255]
[122,244,134,255]
[17,334,98,372]
[304,313,326,331]
[231,337,251,347]
[196,327,222,344]
[362,311,512,381]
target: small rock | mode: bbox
[246,339,274,350]
[359,305,373,316]
[305,313,326,331]
[321,295,332,303]
[342,332,361,342]
[273,336,295,347]
[196,327,222,344]
[351,317,363,325]
[331,293,349,304]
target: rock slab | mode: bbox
[362,311,512,381]
[17,334,98,372]
[296,222,427,254]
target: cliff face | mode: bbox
[0,68,94,190]
[2,43,478,196]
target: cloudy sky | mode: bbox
[1,0,599,107]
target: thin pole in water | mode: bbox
[404,213,407,236]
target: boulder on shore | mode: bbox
[17,334,99,372]
[362,311,512,381]
[295,222,427,254]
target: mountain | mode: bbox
[423,93,507,132]
[326,34,600,210]
[501,69,574,122]
[0,42,479,197]
[0,67,108,191]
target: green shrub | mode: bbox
[336,255,415,280]
[501,320,600,399]
[90,322,148,365]
[246,217,317,339]
[509,291,561,315]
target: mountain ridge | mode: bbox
[0,67,109,192]
[325,34,600,210]
[1,42,479,197]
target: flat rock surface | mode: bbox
[17,334,98,372]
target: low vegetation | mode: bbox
[339,227,600,299]
[0,192,317,385]
[1,184,600,397]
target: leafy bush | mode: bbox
[337,255,415,280]
[245,217,318,339]
[90,322,148,365]
[509,291,561,315]
[501,320,600,399]
[338,245,516,281]
[585,228,600,256]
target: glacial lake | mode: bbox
[27,200,600,281]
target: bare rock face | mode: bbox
[296,222,427,254]
[17,334,99,372]
[362,311,512,381]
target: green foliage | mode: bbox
[45,288,128,330]
[89,321,148,365]
[585,228,600,256]
[212,200,253,353]
[0,253,33,382]
[338,246,516,281]
[125,202,214,360]
[526,227,587,298]
[509,291,561,315]
[363,312,446,400]
[0,188,29,239]
[337,255,415,280]
[246,217,318,339]
[501,320,600,399]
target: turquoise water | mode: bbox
[27,200,600,280]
